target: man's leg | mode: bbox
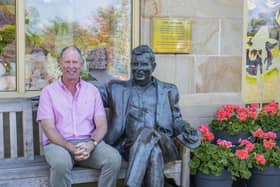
[77,141,122,187]
[44,143,74,187]
[143,145,164,187]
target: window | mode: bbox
[0,0,16,92]
[0,0,139,97]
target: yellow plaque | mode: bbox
[152,17,192,53]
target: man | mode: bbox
[100,45,201,187]
[37,46,121,187]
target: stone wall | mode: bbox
[141,0,244,127]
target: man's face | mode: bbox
[60,48,84,82]
[131,53,155,86]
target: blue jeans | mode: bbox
[44,140,122,187]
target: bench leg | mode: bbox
[181,147,190,187]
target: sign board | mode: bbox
[152,17,192,53]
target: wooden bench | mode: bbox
[0,98,190,187]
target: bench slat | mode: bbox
[9,112,17,158]
[0,102,23,113]
[0,164,49,180]
[23,100,34,160]
[0,157,46,168]
[0,112,4,159]
[0,160,127,181]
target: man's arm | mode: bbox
[91,87,109,142]
[75,87,108,160]
[37,88,79,154]
[90,115,108,144]
[75,115,107,160]
[40,119,77,154]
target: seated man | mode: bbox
[100,45,201,187]
[37,46,121,187]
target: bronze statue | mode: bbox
[99,45,201,187]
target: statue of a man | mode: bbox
[100,45,201,187]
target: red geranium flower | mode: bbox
[254,154,266,165]
[235,149,249,160]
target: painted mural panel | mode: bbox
[243,0,280,103]
[25,0,131,90]
[0,0,16,91]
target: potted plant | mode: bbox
[255,100,280,143]
[189,124,232,187]
[228,138,254,178]
[247,128,280,187]
[209,104,258,144]
[189,125,253,187]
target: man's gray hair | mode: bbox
[59,45,83,61]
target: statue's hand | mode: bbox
[184,124,195,135]
[176,125,201,149]
[182,129,200,144]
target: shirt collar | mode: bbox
[58,77,82,90]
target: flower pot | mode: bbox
[274,130,280,145]
[213,130,249,145]
[195,170,232,187]
[247,166,280,187]
[232,178,247,187]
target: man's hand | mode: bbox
[73,142,96,161]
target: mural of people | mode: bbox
[243,0,280,103]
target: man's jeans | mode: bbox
[44,140,122,187]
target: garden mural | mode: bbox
[243,0,280,103]
[25,0,131,90]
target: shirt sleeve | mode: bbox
[93,89,106,117]
[36,88,55,122]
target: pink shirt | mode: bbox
[36,79,105,145]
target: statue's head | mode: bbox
[131,45,156,86]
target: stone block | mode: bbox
[140,18,151,45]
[220,19,243,55]
[192,18,219,55]
[195,56,242,93]
[142,0,161,18]
[175,55,195,94]
[154,54,176,83]
[161,0,243,18]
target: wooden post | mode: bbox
[181,146,190,187]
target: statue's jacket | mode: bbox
[100,77,186,150]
